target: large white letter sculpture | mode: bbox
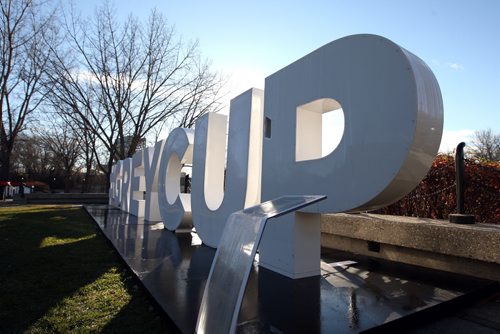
[258,34,443,277]
[108,35,443,279]
[130,151,146,217]
[120,158,133,213]
[144,141,166,221]
[191,88,264,248]
[109,161,122,207]
[158,128,195,231]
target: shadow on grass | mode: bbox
[0,206,177,333]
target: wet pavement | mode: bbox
[84,205,496,333]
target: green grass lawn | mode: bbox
[0,204,178,333]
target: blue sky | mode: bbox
[78,0,499,152]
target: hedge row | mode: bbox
[376,154,499,224]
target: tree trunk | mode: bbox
[83,169,91,193]
[0,151,10,200]
[64,175,71,193]
[0,153,9,180]
[105,159,113,194]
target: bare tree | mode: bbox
[45,4,224,189]
[0,0,55,198]
[470,128,500,161]
[38,122,82,192]
[12,134,54,178]
[44,107,98,192]
[174,60,225,129]
[78,121,97,193]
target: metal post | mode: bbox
[455,142,465,214]
[449,142,475,224]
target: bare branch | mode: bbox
[0,0,56,181]
[45,5,225,188]
[470,128,500,161]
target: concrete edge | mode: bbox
[321,213,500,281]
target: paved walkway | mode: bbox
[409,292,500,334]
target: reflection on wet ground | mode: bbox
[85,205,491,334]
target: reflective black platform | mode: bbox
[84,205,494,333]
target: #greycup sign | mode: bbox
[109,34,443,279]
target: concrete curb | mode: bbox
[321,214,500,281]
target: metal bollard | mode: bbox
[449,142,475,224]
[455,142,466,214]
